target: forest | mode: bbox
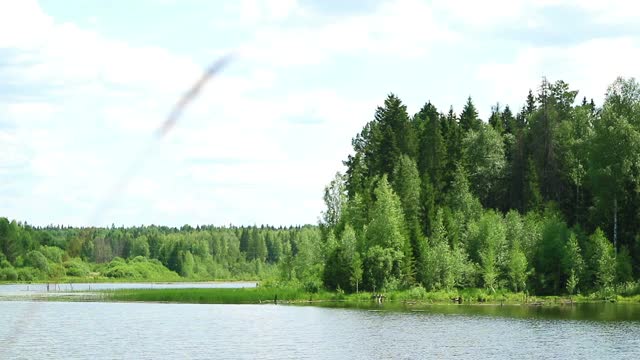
[2,76,640,297]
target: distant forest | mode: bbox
[2,76,640,297]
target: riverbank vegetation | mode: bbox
[104,285,637,306]
[3,77,640,301]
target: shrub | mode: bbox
[102,257,180,280]
[63,258,91,277]
[40,245,66,263]
[16,267,42,281]
[25,251,49,272]
[406,285,428,300]
[303,279,321,293]
[48,263,66,279]
[0,267,18,281]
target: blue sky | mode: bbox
[1,0,639,227]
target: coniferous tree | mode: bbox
[459,96,481,132]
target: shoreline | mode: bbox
[94,287,640,306]
[0,278,260,285]
[3,282,639,306]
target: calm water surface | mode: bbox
[1,301,639,359]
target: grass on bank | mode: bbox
[102,285,640,305]
[105,287,328,304]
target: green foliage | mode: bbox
[562,233,584,294]
[586,229,616,290]
[393,155,421,233]
[463,125,506,207]
[616,246,634,284]
[366,176,408,251]
[364,176,411,288]
[3,77,640,298]
[15,267,41,281]
[420,209,474,290]
[107,286,327,304]
[40,245,65,263]
[507,247,528,293]
[323,246,352,291]
[321,172,347,230]
[445,165,482,221]
[102,257,180,280]
[364,245,402,291]
[459,96,481,132]
[415,102,445,192]
[323,225,362,293]
[0,218,19,263]
[63,257,91,277]
[25,250,49,273]
[0,267,18,281]
[534,216,570,294]
[130,235,150,258]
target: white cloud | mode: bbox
[432,0,529,28]
[242,0,457,66]
[239,0,299,24]
[476,37,640,109]
[431,0,640,31]
[560,0,640,25]
[0,0,54,48]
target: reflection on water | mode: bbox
[0,281,257,296]
[313,301,640,322]
[1,301,639,359]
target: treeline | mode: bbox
[0,218,324,288]
[320,77,640,296]
[2,77,640,298]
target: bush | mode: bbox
[104,265,138,278]
[303,279,322,293]
[406,285,428,300]
[617,281,640,297]
[0,267,18,281]
[25,251,49,272]
[63,258,91,277]
[48,263,66,279]
[102,257,180,280]
[40,245,66,263]
[16,267,42,281]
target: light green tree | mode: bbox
[463,125,507,208]
[364,176,409,288]
[589,77,640,251]
[562,233,583,295]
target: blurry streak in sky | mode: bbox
[89,53,235,226]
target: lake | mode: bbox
[1,300,639,359]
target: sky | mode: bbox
[1,0,639,227]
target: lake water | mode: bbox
[1,301,639,359]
